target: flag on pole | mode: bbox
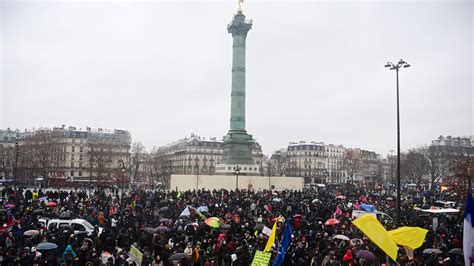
[272,221,293,266]
[335,206,342,216]
[463,175,473,266]
[264,221,277,252]
[387,226,428,249]
[352,215,398,261]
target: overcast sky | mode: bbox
[1,0,472,156]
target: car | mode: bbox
[38,218,98,236]
[351,210,393,226]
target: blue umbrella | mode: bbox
[37,242,58,250]
[197,206,209,213]
[360,204,376,212]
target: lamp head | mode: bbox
[403,64,411,68]
[398,59,406,65]
[384,63,391,68]
[390,66,397,70]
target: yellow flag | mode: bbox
[264,221,277,252]
[352,215,398,261]
[388,226,428,250]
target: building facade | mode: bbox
[155,134,263,176]
[1,126,131,187]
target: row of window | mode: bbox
[70,170,82,177]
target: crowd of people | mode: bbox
[0,185,465,265]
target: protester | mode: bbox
[0,185,464,265]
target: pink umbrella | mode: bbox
[5,204,15,209]
[325,218,340,226]
[47,202,57,207]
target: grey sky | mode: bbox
[1,0,472,156]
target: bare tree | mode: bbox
[401,148,430,184]
[130,141,146,184]
[88,142,114,187]
[0,146,15,177]
[20,129,65,186]
[343,149,363,185]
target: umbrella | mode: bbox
[24,230,40,236]
[333,234,350,241]
[448,248,463,255]
[204,217,221,228]
[5,204,15,209]
[160,199,169,205]
[47,202,57,207]
[272,198,282,202]
[356,250,376,261]
[423,248,442,254]
[169,252,190,261]
[254,224,265,231]
[145,227,157,234]
[350,238,363,246]
[360,204,376,213]
[324,218,340,226]
[221,224,231,229]
[312,199,321,203]
[159,218,173,224]
[37,242,58,250]
[32,209,44,215]
[159,207,169,213]
[293,214,302,219]
[197,206,209,213]
[386,197,393,200]
[60,212,72,219]
[336,195,346,200]
[156,226,170,232]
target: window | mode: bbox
[59,222,70,228]
[72,223,86,232]
[72,146,75,152]
[70,171,74,176]
[79,154,83,161]
[80,147,83,152]
[78,171,82,176]
[71,162,74,168]
[79,163,83,168]
[48,223,57,230]
[71,154,74,160]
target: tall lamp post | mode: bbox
[233,165,241,190]
[323,169,328,184]
[120,162,126,201]
[385,59,411,227]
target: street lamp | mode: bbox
[385,59,410,227]
[233,165,241,190]
[323,169,328,184]
[120,162,126,200]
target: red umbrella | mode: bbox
[325,218,340,226]
[47,202,57,207]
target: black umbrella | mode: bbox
[169,253,189,261]
[160,199,169,205]
[448,248,463,255]
[159,207,169,213]
[423,248,442,254]
[159,218,173,224]
[32,209,44,215]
